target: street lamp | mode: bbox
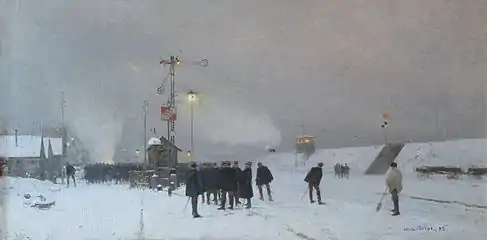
[188,90,197,161]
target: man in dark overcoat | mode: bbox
[202,163,219,205]
[238,161,254,208]
[233,161,242,205]
[185,162,204,218]
[256,162,274,201]
[217,161,238,210]
[304,162,324,205]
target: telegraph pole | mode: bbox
[485,86,487,139]
[143,99,149,169]
[159,56,208,166]
[60,91,66,165]
[61,91,65,133]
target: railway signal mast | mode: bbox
[159,56,208,164]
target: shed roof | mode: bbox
[146,135,182,152]
[0,135,42,158]
[0,135,63,159]
[296,135,315,139]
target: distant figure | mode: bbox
[168,168,178,196]
[334,163,341,178]
[342,163,350,178]
[185,162,203,218]
[0,156,5,177]
[255,162,274,201]
[65,163,76,187]
[304,162,324,205]
[385,162,402,216]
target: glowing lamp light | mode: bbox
[187,151,192,157]
[135,149,140,155]
[188,91,196,101]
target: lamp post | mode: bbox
[188,90,197,161]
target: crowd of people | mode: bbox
[83,163,144,184]
[184,160,402,218]
[0,155,403,218]
[185,161,274,218]
[334,163,351,178]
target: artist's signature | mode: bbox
[404,225,446,232]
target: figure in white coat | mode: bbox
[385,162,402,216]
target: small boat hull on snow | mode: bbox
[31,201,55,209]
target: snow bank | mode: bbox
[258,145,382,174]
[1,177,59,214]
[397,138,487,175]
[4,177,57,198]
[257,138,487,206]
[259,138,487,176]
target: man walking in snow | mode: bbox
[304,162,324,205]
[185,162,204,218]
[342,163,350,178]
[385,162,402,216]
[255,162,273,201]
[65,163,76,187]
[334,163,341,178]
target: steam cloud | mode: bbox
[184,95,282,147]
[69,107,123,164]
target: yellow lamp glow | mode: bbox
[188,90,197,101]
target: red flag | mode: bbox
[161,106,171,121]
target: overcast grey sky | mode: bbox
[1,0,486,161]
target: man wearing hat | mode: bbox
[256,162,274,201]
[238,161,254,208]
[385,162,402,216]
[202,163,219,205]
[198,164,207,204]
[185,162,204,218]
[217,161,238,210]
[304,162,325,205]
[233,161,242,205]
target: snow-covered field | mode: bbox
[1,138,486,239]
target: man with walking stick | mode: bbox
[304,162,325,205]
[385,162,402,216]
[185,162,204,218]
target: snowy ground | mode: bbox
[2,139,487,239]
[2,174,486,239]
